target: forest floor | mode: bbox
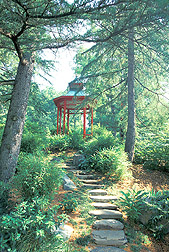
[52,150,169,252]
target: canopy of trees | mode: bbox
[0,0,168,180]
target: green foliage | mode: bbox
[0,197,66,252]
[21,121,50,153]
[61,192,78,213]
[48,134,70,152]
[47,128,85,152]
[68,129,85,150]
[119,189,148,223]
[13,153,63,201]
[119,188,169,240]
[20,134,43,153]
[0,182,12,215]
[80,146,130,180]
[75,234,92,246]
[125,222,151,252]
[135,130,169,172]
[144,190,169,240]
[82,126,118,156]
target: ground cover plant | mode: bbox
[47,128,85,153]
[82,126,119,156]
[134,129,169,172]
[80,146,130,180]
[78,126,130,180]
[20,121,48,154]
[0,150,68,252]
[119,188,169,240]
[13,152,63,201]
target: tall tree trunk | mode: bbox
[125,28,135,162]
[0,53,34,183]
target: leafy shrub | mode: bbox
[48,134,70,152]
[60,192,78,213]
[0,182,12,215]
[68,129,85,150]
[119,189,169,239]
[134,131,169,172]
[21,134,44,153]
[14,153,63,201]
[119,189,148,223]
[80,147,130,180]
[0,197,67,252]
[75,234,92,246]
[82,127,118,156]
[144,190,169,239]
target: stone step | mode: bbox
[92,230,127,246]
[93,219,124,230]
[88,189,108,196]
[89,246,127,252]
[89,209,123,219]
[68,170,87,175]
[83,184,104,189]
[76,174,96,179]
[62,164,77,169]
[92,203,118,210]
[89,195,118,203]
[80,179,100,184]
[65,161,73,165]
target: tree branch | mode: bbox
[0,80,15,86]
[77,67,127,80]
[90,78,126,101]
[28,1,124,20]
[11,36,24,62]
[135,77,169,101]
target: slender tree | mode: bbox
[0,0,117,184]
[73,0,169,160]
[125,28,135,161]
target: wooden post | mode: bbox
[59,107,62,134]
[63,100,66,134]
[57,106,59,135]
[83,107,86,138]
[67,109,70,134]
[91,107,93,136]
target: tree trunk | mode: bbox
[125,28,135,162]
[0,53,34,183]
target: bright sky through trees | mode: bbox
[35,49,76,92]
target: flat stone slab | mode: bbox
[81,179,100,184]
[89,209,122,219]
[73,154,85,166]
[90,247,127,252]
[62,164,76,169]
[63,175,76,191]
[88,189,108,196]
[83,184,103,189]
[92,230,127,246]
[89,195,118,202]
[93,219,124,230]
[76,174,95,179]
[92,203,118,210]
[69,170,87,175]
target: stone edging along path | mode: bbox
[62,156,128,252]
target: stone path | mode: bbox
[62,156,127,252]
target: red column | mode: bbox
[63,100,66,134]
[91,108,93,136]
[57,106,59,135]
[67,109,70,134]
[59,107,62,134]
[83,107,86,138]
